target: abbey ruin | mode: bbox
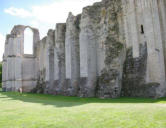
[2,0,166,98]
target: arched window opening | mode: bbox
[24,28,33,54]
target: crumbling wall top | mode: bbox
[11,25,39,36]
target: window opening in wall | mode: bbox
[141,25,144,34]
[24,28,33,54]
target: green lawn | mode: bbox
[0,92,166,128]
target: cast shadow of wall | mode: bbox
[0,91,166,108]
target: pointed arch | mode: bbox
[24,28,33,54]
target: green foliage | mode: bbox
[0,92,166,128]
[0,63,2,88]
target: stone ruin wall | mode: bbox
[2,0,166,98]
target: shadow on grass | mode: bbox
[0,91,166,108]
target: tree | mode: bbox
[0,63,2,88]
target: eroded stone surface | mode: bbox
[65,13,81,96]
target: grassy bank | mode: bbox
[0,92,166,128]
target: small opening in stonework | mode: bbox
[24,28,33,54]
[141,25,144,34]
[114,87,118,95]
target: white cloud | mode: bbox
[4,7,32,18]
[4,0,101,38]
[0,33,5,61]
[30,0,101,24]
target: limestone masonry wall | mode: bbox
[2,0,166,98]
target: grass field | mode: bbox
[0,91,166,128]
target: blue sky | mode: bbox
[0,0,101,61]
